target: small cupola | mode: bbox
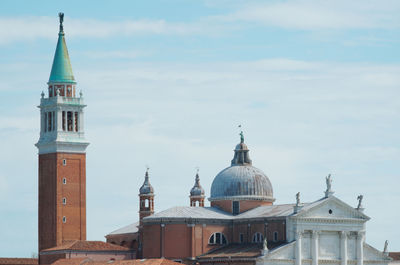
[190,171,205,207]
[139,169,154,195]
[231,131,252,166]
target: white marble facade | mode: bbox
[257,195,391,265]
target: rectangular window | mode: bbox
[48,112,52,131]
[52,111,55,131]
[74,112,78,132]
[67,111,73,131]
[239,233,244,243]
[62,111,66,131]
[44,112,47,132]
[233,201,240,215]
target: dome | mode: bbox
[139,170,154,195]
[190,173,205,197]
[209,132,274,202]
[210,165,273,201]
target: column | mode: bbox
[40,110,45,134]
[357,232,364,265]
[72,111,76,132]
[340,231,348,265]
[57,107,62,132]
[160,223,165,258]
[79,110,84,134]
[188,223,195,258]
[295,231,302,265]
[312,231,319,265]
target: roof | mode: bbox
[143,203,304,222]
[41,240,130,252]
[48,29,75,84]
[198,244,262,259]
[210,139,274,202]
[107,222,139,236]
[0,258,38,265]
[144,206,233,221]
[390,252,400,260]
[52,259,182,265]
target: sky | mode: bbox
[0,0,399,258]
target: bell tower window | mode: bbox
[67,111,73,131]
[44,112,47,132]
[62,111,66,131]
[48,112,52,132]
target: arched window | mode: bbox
[209,232,228,245]
[252,232,264,243]
[273,231,278,242]
[145,199,149,207]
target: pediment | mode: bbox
[294,196,370,221]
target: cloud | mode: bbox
[0,16,222,45]
[218,0,400,30]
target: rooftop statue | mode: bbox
[326,174,332,191]
[384,240,388,253]
[357,194,363,209]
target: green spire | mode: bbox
[48,13,75,84]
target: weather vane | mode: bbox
[58,12,64,32]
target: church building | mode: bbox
[30,13,394,265]
[107,134,392,265]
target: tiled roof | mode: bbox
[52,259,182,265]
[198,244,262,259]
[107,222,139,236]
[143,203,307,221]
[0,258,38,265]
[145,206,233,220]
[390,252,400,260]
[41,240,130,252]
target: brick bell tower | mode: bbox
[35,13,89,252]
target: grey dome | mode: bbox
[210,165,273,201]
[190,173,205,197]
[139,170,154,195]
[209,132,274,202]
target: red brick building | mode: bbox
[106,133,289,264]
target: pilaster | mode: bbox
[340,231,348,265]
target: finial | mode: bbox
[58,12,64,33]
[357,194,364,209]
[79,90,83,98]
[296,192,300,206]
[41,91,45,98]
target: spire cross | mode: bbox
[58,12,64,33]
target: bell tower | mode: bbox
[36,13,89,252]
[139,169,155,222]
